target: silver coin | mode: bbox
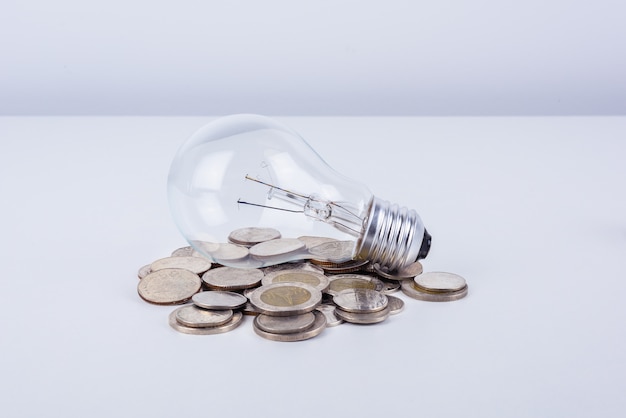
[241,301,262,316]
[297,236,338,249]
[242,287,258,300]
[326,274,385,296]
[137,264,152,280]
[175,305,234,328]
[381,280,401,294]
[374,261,423,280]
[137,268,202,305]
[401,279,469,302]
[333,289,388,313]
[308,240,354,263]
[189,241,221,257]
[386,295,405,314]
[228,227,281,246]
[334,306,391,325]
[262,261,324,275]
[262,269,330,293]
[249,283,322,316]
[414,272,467,293]
[169,309,243,335]
[315,304,343,327]
[202,267,264,290]
[253,310,327,342]
[319,259,370,274]
[192,291,248,310]
[207,243,250,262]
[150,256,212,275]
[255,312,316,334]
[249,238,306,259]
[171,246,195,257]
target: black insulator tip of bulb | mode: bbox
[416,229,432,260]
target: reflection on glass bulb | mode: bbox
[167,115,431,270]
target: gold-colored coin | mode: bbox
[262,269,330,292]
[326,274,385,296]
[249,283,321,316]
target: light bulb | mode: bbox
[167,115,431,270]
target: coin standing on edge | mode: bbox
[253,310,327,342]
[169,309,243,335]
[138,269,202,305]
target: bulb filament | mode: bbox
[238,175,364,237]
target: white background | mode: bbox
[1,116,625,417]
[2,0,625,115]
[1,2,625,417]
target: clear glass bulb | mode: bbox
[168,115,431,269]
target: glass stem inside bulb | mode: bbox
[238,175,365,237]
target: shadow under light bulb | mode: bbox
[168,115,431,270]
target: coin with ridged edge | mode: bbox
[249,283,322,316]
[334,306,391,324]
[150,256,212,275]
[333,289,388,313]
[175,305,234,328]
[318,259,369,274]
[255,312,316,334]
[253,310,326,342]
[326,274,385,296]
[229,227,281,246]
[262,269,330,292]
[138,268,202,305]
[169,309,243,335]
[192,291,247,310]
[202,267,264,290]
[401,279,468,302]
[414,272,467,293]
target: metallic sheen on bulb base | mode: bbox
[356,197,429,271]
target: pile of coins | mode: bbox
[137,227,468,342]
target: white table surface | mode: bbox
[1,116,625,418]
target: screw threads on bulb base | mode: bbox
[356,197,426,271]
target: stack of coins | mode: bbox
[137,227,469,342]
[249,283,326,341]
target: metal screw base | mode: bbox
[356,197,425,271]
